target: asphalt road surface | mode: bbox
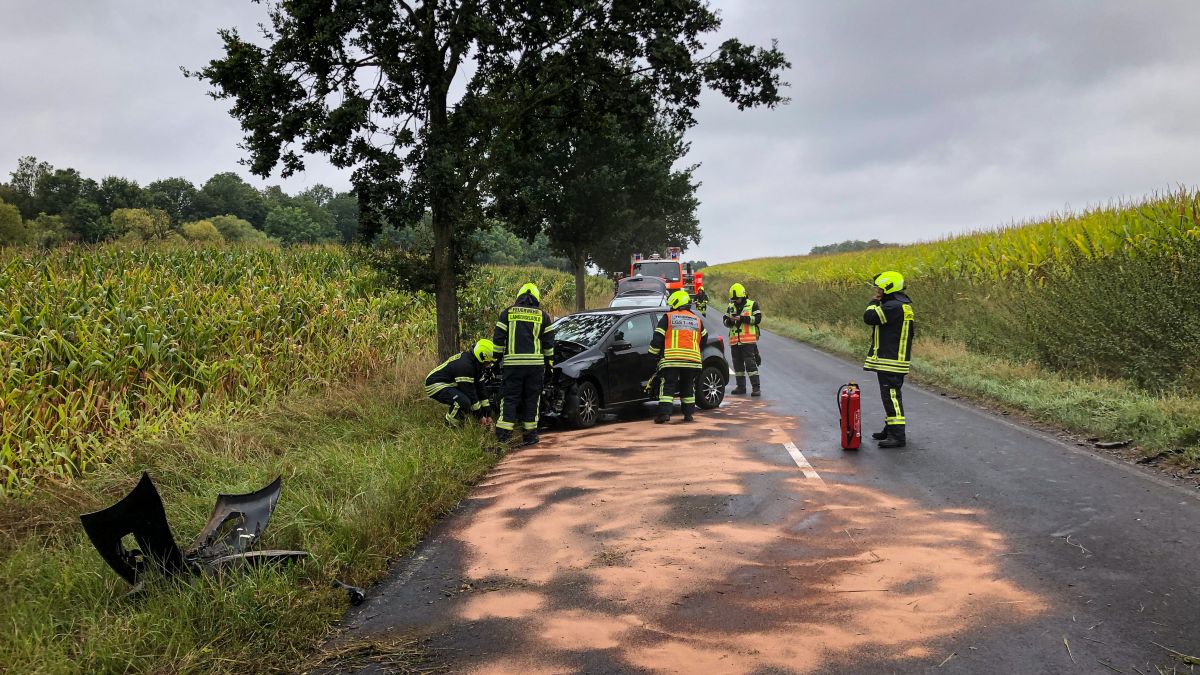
[337,328,1200,674]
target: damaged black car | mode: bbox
[530,306,729,428]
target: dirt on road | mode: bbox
[339,400,1044,673]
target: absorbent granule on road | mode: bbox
[349,402,1046,673]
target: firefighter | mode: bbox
[424,339,496,426]
[863,271,914,448]
[723,283,763,396]
[492,283,556,446]
[649,290,707,423]
[692,283,710,314]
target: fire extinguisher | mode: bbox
[837,382,861,450]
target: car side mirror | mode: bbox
[609,340,633,352]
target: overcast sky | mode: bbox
[3,1,1199,264]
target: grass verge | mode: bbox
[0,357,495,674]
[768,317,1200,469]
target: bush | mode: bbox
[180,219,226,244]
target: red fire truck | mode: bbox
[630,247,704,295]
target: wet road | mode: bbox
[338,329,1200,674]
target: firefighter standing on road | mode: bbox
[425,339,495,426]
[723,283,763,396]
[863,271,914,448]
[692,283,710,315]
[649,290,708,424]
[493,283,555,446]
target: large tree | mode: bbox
[492,66,701,309]
[193,172,267,226]
[194,0,788,357]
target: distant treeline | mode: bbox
[809,239,896,255]
[0,156,572,269]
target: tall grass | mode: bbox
[706,189,1200,463]
[0,244,608,494]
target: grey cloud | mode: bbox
[3,1,1200,267]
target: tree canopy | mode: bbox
[194,0,789,356]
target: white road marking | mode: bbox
[783,441,823,481]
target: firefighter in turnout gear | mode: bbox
[692,284,710,314]
[649,290,708,424]
[863,271,914,448]
[492,283,556,446]
[723,283,763,396]
[425,339,495,426]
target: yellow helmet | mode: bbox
[517,282,541,302]
[872,271,905,294]
[473,338,496,363]
[667,290,692,309]
[728,283,747,299]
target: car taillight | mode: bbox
[716,336,725,350]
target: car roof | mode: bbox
[566,306,662,317]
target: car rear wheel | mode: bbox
[567,380,602,428]
[696,364,726,410]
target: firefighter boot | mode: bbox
[521,431,540,447]
[871,426,890,441]
[750,374,761,397]
[732,376,747,395]
[877,426,906,448]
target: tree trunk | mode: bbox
[431,202,459,359]
[573,251,587,312]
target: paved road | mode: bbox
[339,328,1200,674]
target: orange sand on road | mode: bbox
[421,402,1044,672]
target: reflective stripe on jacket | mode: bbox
[424,350,490,410]
[863,293,914,374]
[493,300,555,367]
[650,309,707,368]
[723,299,762,345]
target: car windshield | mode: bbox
[610,295,666,308]
[632,261,681,281]
[551,313,619,347]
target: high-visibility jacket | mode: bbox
[424,350,491,413]
[723,299,762,345]
[650,309,707,368]
[863,292,914,374]
[493,296,555,367]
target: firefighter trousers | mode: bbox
[430,387,474,425]
[731,343,761,391]
[497,365,543,438]
[657,367,697,417]
[877,371,906,427]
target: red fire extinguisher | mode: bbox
[838,382,861,450]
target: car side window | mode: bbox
[618,314,655,348]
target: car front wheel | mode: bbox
[696,364,727,410]
[567,380,602,428]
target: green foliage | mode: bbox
[193,0,788,355]
[0,371,496,673]
[193,172,267,227]
[27,213,70,248]
[140,177,199,225]
[0,197,27,245]
[111,207,173,241]
[96,176,143,216]
[209,214,274,246]
[714,189,1200,285]
[264,205,337,245]
[180,219,226,244]
[0,243,596,493]
[472,222,569,271]
[809,239,895,255]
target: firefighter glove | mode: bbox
[755,352,762,366]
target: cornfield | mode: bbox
[0,245,601,494]
[712,188,1200,285]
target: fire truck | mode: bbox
[630,247,704,295]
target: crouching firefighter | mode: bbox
[425,339,496,426]
[723,283,763,396]
[649,290,708,424]
[863,271,915,448]
[493,283,556,446]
